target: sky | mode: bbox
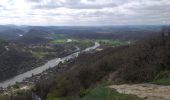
[0,0,169,26]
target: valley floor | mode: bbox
[109,84,170,100]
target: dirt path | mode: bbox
[109,84,170,100]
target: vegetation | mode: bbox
[0,26,169,100]
[0,34,92,82]
[52,34,67,39]
[33,29,170,100]
[152,78,170,85]
[82,85,141,100]
[0,42,44,82]
[0,95,8,100]
[46,84,141,100]
[151,71,170,85]
[96,39,130,46]
[0,40,7,54]
[51,39,67,44]
[32,51,49,58]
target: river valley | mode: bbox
[0,42,100,88]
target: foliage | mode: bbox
[152,78,170,85]
[97,39,130,46]
[35,32,170,99]
[46,84,141,100]
[32,51,49,58]
[51,39,67,44]
[151,71,170,85]
[82,85,142,100]
[3,28,170,100]
[0,43,44,82]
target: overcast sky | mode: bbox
[0,0,169,26]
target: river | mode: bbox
[0,42,100,88]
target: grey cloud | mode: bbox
[31,0,117,9]
[0,5,3,10]
[26,0,41,3]
[0,0,170,25]
[130,2,170,21]
[0,5,7,11]
[87,0,96,1]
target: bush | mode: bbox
[154,71,170,80]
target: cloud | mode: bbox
[26,0,41,3]
[31,0,118,9]
[0,0,169,25]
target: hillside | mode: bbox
[4,29,170,100]
[0,27,169,100]
[0,40,44,82]
[41,32,170,99]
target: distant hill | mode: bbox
[0,25,164,43]
[16,28,50,44]
[0,26,25,40]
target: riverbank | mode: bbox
[0,42,100,88]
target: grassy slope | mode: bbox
[46,85,141,100]
[151,71,170,85]
[82,85,141,100]
[152,78,170,85]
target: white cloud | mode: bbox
[0,0,169,25]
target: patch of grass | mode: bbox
[151,71,170,85]
[77,39,94,49]
[82,85,142,100]
[47,93,79,100]
[50,39,93,50]
[51,39,67,44]
[97,39,130,46]
[50,34,71,44]
[151,78,170,85]
[0,95,8,100]
[47,93,61,100]
[32,51,49,58]
[46,84,141,100]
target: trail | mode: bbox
[109,84,170,100]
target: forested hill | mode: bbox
[8,29,170,100]
[0,40,44,82]
[1,27,170,100]
[0,40,7,54]
[0,25,163,43]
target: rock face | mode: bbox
[109,84,170,100]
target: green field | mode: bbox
[96,39,130,46]
[51,39,67,44]
[50,38,93,46]
[50,34,68,44]
[32,51,49,58]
